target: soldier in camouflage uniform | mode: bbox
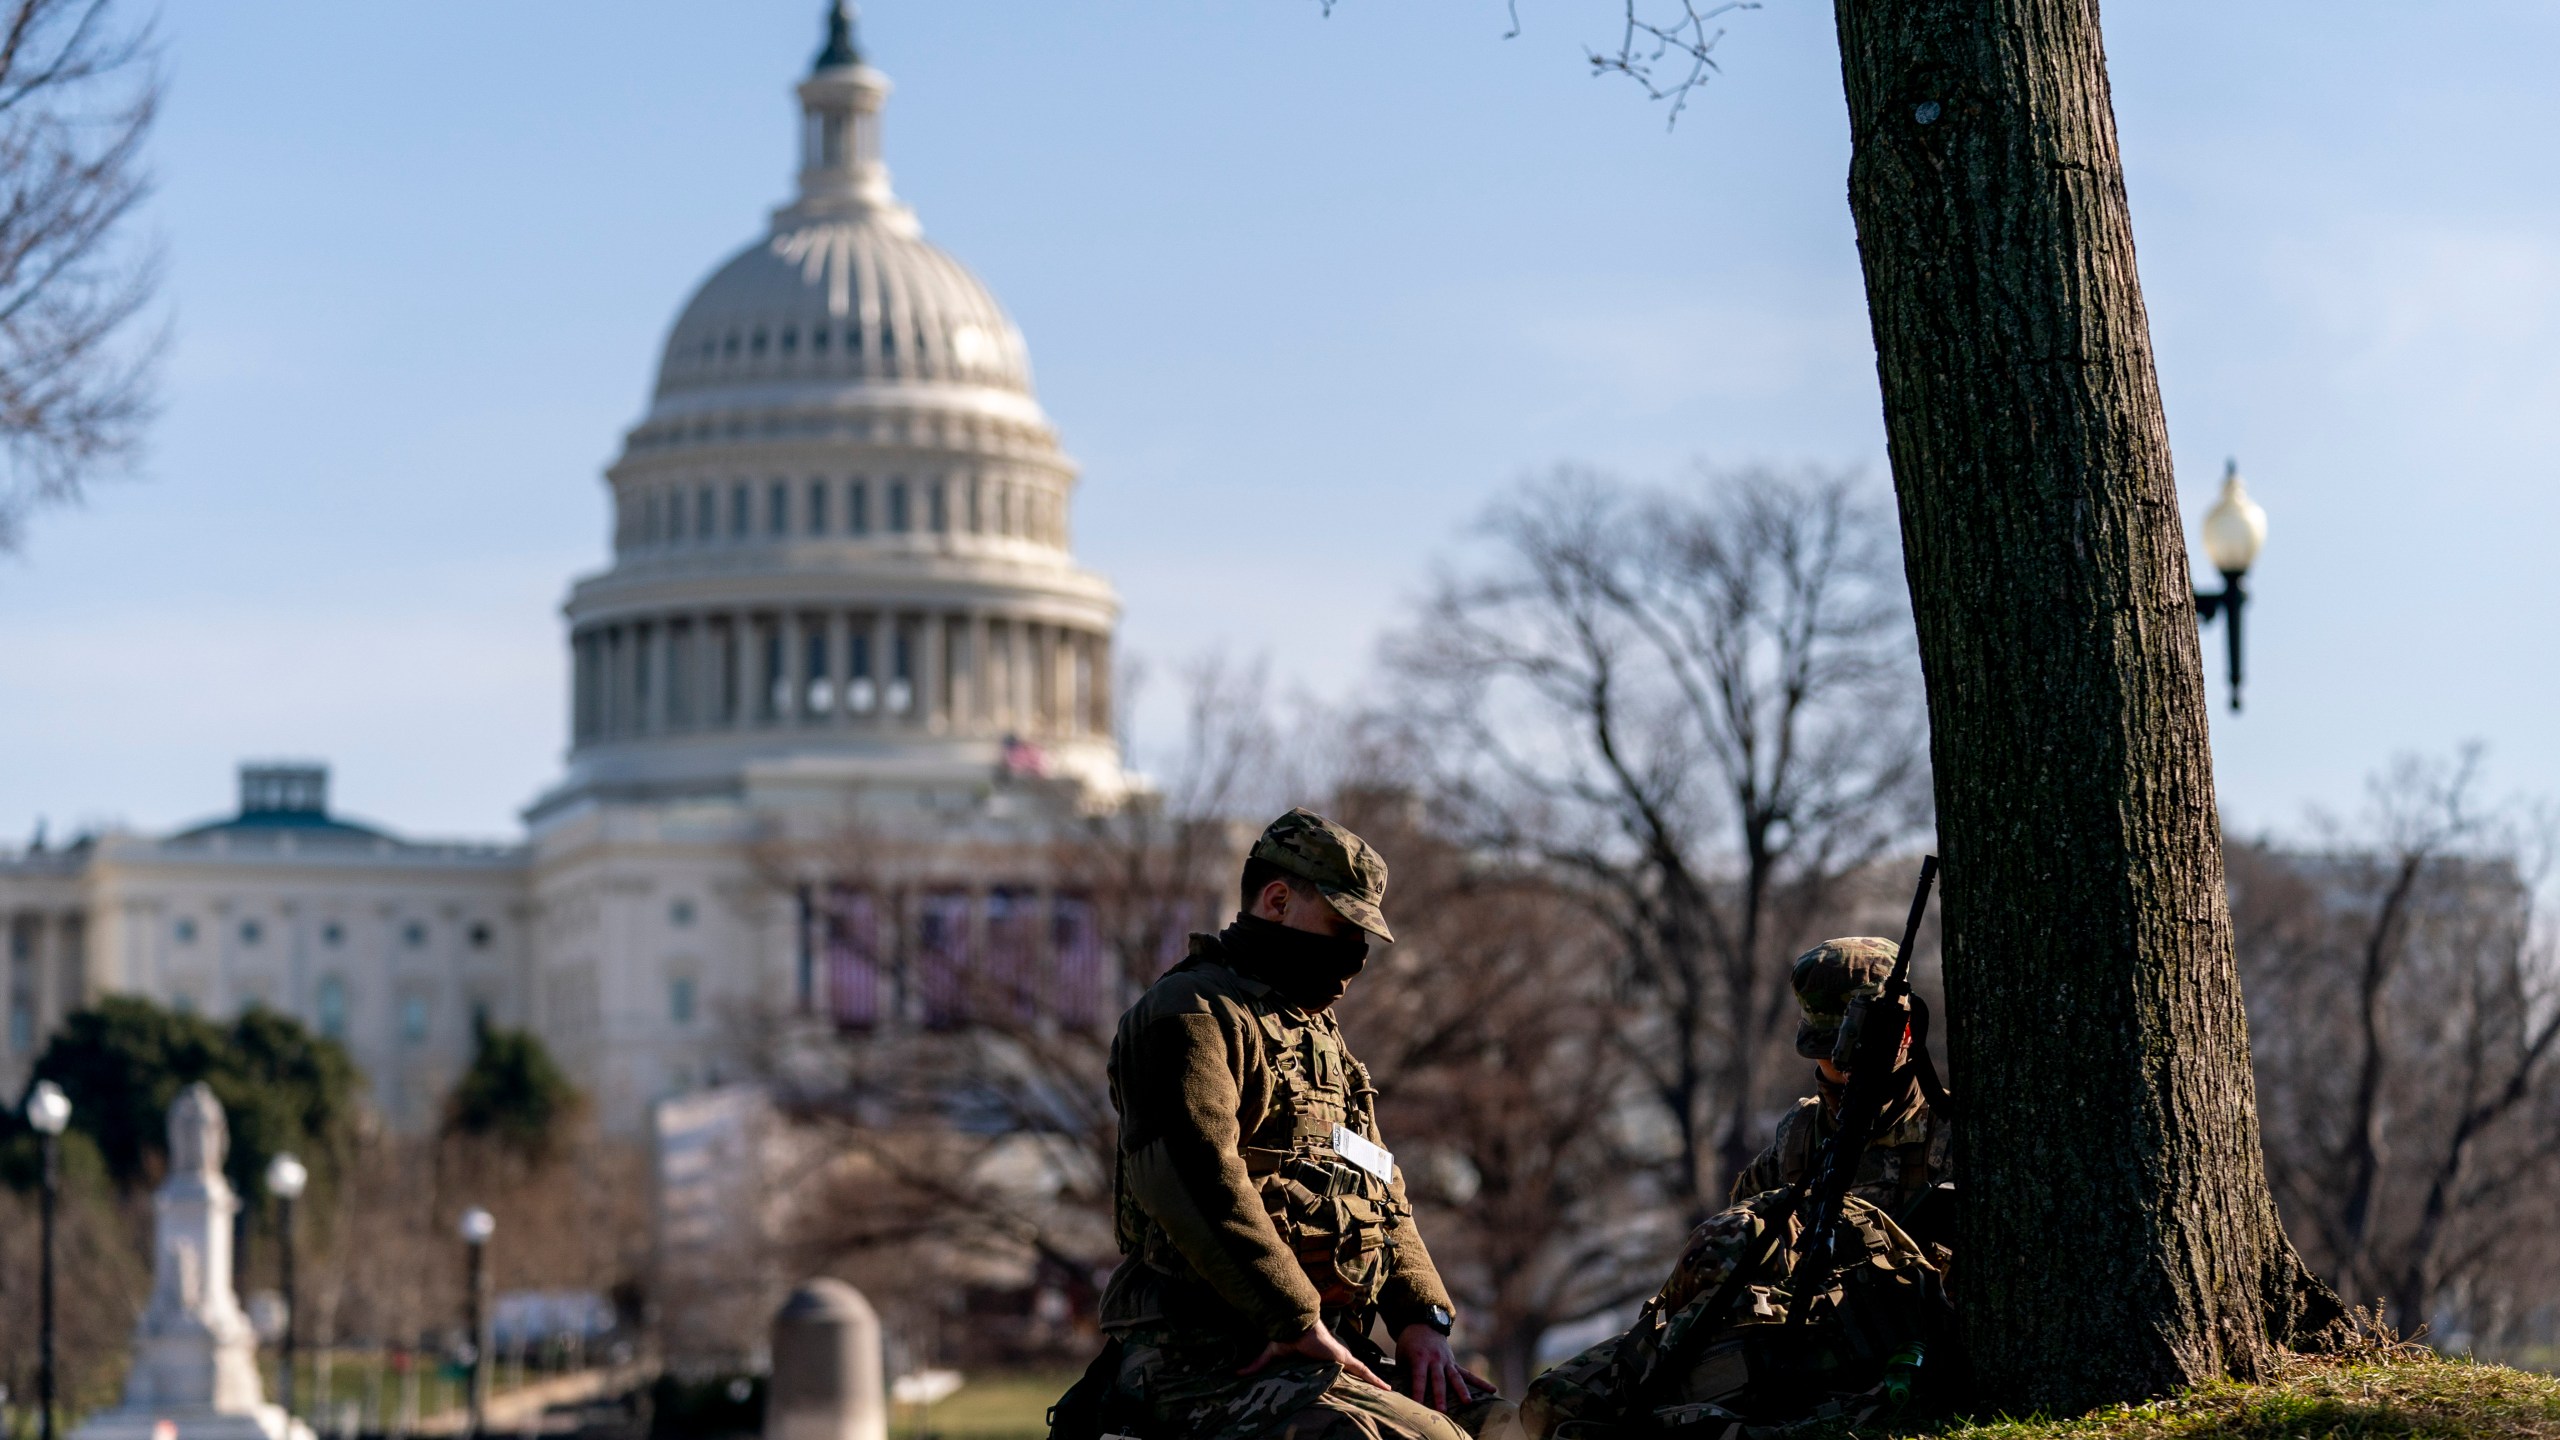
[1730,938,1953,1222]
[1085,809,1518,1440]
[1520,939,1954,1440]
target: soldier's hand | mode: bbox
[1395,1325,1467,1413]
[1238,1324,1390,1390]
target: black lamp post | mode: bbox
[265,1152,309,1425]
[27,1080,72,1440]
[2193,459,2269,712]
[458,1207,495,1438]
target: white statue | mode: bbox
[73,1083,314,1440]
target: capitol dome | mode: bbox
[542,5,1125,815]
[652,214,1036,406]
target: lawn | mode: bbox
[894,1370,1081,1440]
[882,1350,2560,1440]
[1927,1350,2560,1440]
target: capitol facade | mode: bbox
[0,11,1146,1135]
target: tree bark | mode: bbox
[1829,0,2338,1411]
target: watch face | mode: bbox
[1430,1306,1453,1331]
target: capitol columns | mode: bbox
[1093,631,1114,738]
[827,611,853,727]
[919,612,945,734]
[780,611,804,724]
[872,611,897,726]
[695,611,719,731]
[650,622,674,734]
[730,610,755,729]
[967,613,991,733]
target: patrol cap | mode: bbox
[1791,936,1898,1059]
[1249,808,1393,943]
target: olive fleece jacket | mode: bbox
[1100,934,1454,1343]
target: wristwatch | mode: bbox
[1422,1305,1454,1336]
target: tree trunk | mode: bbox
[1829,0,2339,1411]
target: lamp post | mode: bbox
[266,1152,309,1425]
[458,1207,495,1438]
[26,1080,72,1440]
[2194,459,2269,712]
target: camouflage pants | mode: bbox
[1521,1193,1940,1440]
[1114,1325,1519,1440]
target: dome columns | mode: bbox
[569,604,1111,750]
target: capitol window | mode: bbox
[929,482,948,533]
[750,328,768,356]
[780,325,798,355]
[670,976,697,1026]
[399,994,429,1044]
[888,481,910,533]
[723,331,740,358]
[808,479,828,534]
[402,920,428,948]
[469,922,492,950]
[769,481,789,535]
[811,324,829,354]
[849,480,869,535]
[696,486,715,539]
[240,919,263,946]
[317,976,347,1039]
[322,922,343,947]
[671,898,695,928]
[730,483,750,537]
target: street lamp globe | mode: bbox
[26,1080,70,1136]
[266,1152,308,1200]
[459,1207,496,1244]
[2200,459,2268,576]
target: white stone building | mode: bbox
[0,9,1137,1136]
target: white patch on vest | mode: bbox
[1332,1125,1395,1182]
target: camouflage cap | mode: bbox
[1250,808,1393,943]
[1790,937,1899,1059]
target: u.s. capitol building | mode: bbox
[0,11,1141,1134]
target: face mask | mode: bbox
[1225,912,1371,1009]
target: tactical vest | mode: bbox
[1128,966,1411,1315]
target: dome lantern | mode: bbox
[787,5,899,226]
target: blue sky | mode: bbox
[2,1,2555,844]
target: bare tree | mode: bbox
[1381,465,1927,1217]
[747,656,1278,1362]
[0,0,162,550]
[1329,786,1676,1398]
[2234,751,2560,1349]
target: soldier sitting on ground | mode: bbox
[1051,809,1519,1440]
[1522,938,1956,1440]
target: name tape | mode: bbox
[1331,1125,1396,1183]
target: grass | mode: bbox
[892,1369,1081,1440]
[871,1350,2560,1440]
[1925,1349,2560,1440]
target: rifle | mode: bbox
[1625,855,1941,1424]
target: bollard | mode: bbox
[764,1281,887,1440]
